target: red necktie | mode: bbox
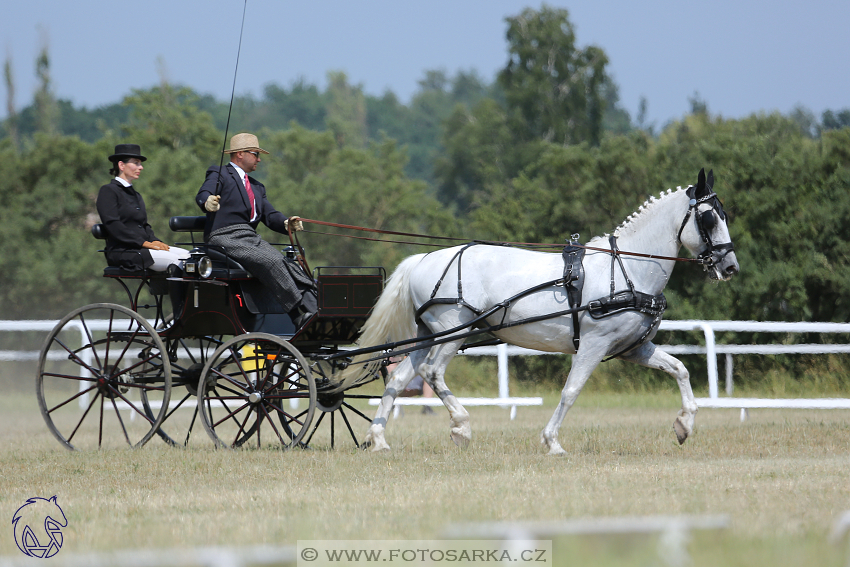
[244,174,256,219]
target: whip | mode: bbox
[213,0,249,196]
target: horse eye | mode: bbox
[700,210,717,230]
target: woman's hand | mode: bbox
[143,241,170,251]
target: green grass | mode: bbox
[1,377,849,566]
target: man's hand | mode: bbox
[285,216,304,232]
[205,195,221,212]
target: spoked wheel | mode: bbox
[198,333,316,449]
[143,334,224,447]
[301,360,382,449]
[36,303,171,450]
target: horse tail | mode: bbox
[336,254,422,388]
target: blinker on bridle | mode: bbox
[677,185,735,271]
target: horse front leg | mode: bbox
[364,357,416,452]
[619,342,697,444]
[541,347,606,456]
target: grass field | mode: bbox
[1,364,849,566]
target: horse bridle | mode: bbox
[676,186,735,271]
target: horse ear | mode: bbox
[707,169,714,192]
[696,168,707,197]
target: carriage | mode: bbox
[36,168,739,454]
[36,214,387,451]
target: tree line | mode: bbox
[1,6,849,384]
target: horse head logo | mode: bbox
[12,496,67,558]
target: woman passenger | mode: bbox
[96,144,190,272]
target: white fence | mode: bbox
[0,320,542,419]
[4,319,850,418]
[657,320,850,414]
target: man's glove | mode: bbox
[285,217,304,232]
[205,195,221,212]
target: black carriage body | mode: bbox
[94,216,384,348]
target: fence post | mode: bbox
[697,322,718,399]
[725,353,734,395]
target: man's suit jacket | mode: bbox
[196,164,288,241]
[96,179,158,270]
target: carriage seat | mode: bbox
[169,216,252,278]
[91,223,163,280]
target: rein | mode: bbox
[294,217,706,264]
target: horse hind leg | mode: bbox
[416,338,470,448]
[619,342,697,444]
[364,356,417,452]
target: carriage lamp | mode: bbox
[198,256,213,279]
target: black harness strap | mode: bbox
[412,237,665,358]
[583,235,668,360]
[562,238,586,350]
[415,242,484,325]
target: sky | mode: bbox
[2,0,849,127]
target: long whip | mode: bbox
[213,0,249,196]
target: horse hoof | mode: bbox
[542,436,566,455]
[450,431,471,449]
[673,418,689,444]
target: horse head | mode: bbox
[678,168,740,281]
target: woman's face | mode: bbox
[119,158,143,182]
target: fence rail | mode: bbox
[4,319,850,416]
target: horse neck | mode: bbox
[607,189,688,293]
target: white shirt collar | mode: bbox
[114,177,132,188]
[230,162,248,185]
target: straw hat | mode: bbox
[223,132,270,154]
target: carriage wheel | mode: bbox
[35,303,171,450]
[142,334,224,447]
[301,360,382,449]
[197,333,316,449]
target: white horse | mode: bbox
[351,169,739,455]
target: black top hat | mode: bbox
[108,143,147,163]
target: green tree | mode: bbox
[0,135,120,318]
[499,5,610,146]
[4,56,18,149]
[325,71,368,148]
[33,45,58,135]
[260,124,457,271]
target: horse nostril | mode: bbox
[725,264,739,276]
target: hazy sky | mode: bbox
[3,0,848,126]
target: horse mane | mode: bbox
[585,186,688,245]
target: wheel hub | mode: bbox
[181,362,205,396]
[248,391,263,404]
[98,365,129,397]
[317,390,344,412]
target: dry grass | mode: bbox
[1,383,849,565]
